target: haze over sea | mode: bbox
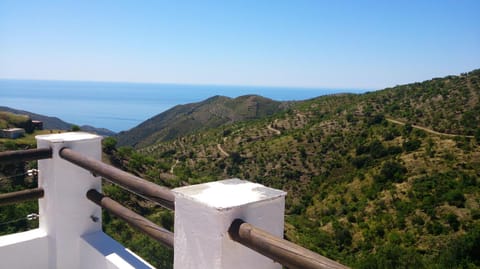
[0,79,365,132]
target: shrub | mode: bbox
[386,146,403,155]
[375,161,407,184]
[229,152,243,164]
[434,223,480,267]
[403,139,421,152]
[383,128,400,141]
[444,190,466,208]
[102,137,117,153]
[367,114,385,126]
[356,139,387,158]
[403,123,413,134]
[446,213,460,231]
[412,215,425,226]
[351,155,373,168]
[369,140,388,159]
[333,223,352,248]
[428,221,445,235]
[357,243,424,269]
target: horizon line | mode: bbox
[0,77,375,92]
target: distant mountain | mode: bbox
[0,106,116,136]
[116,94,290,147]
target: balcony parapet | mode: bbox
[0,132,349,269]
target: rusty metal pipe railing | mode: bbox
[59,148,348,267]
[86,189,174,248]
[229,219,349,269]
[0,148,52,164]
[0,188,44,206]
[59,148,175,210]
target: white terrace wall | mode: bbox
[173,179,286,269]
[0,132,154,269]
[0,132,289,269]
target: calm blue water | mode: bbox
[0,79,365,132]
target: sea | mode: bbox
[0,79,365,133]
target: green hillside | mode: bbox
[0,111,33,132]
[360,70,480,135]
[106,69,480,268]
[1,69,479,268]
[0,106,116,136]
[116,94,289,148]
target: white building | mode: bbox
[0,128,25,139]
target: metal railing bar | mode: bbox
[58,147,349,267]
[229,219,349,269]
[86,189,174,249]
[0,148,52,164]
[0,188,44,206]
[60,148,175,210]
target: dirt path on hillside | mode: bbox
[386,118,474,138]
[217,144,230,157]
[170,159,179,174]
[267,124,281,135]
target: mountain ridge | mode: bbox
[116,94,291,147]
[1,69,479,268]
[0,106,116,136]
[105,68,480,268]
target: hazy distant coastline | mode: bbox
[0,79,365,132]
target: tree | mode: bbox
[403,123,413,134]
[369,140,387,159]
[102,137,117,154]
[230,152,243,164]
[403,139,421,152]
[333,222,352,249]
[446,213,460,231]
[375,161,407,185]
[71,125,81,131]
[445,189,466,208]
[357,243,424,269]
[367,114,385,126]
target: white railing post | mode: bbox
[173,178,286,269]
[36,132,103,269]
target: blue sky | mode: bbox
[0,1,479,89]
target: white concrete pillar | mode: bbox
[173,178,286,269]
[36,132,103,269]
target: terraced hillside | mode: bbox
[116,95,289,147]
[1,69,479,268]
[107,69,480,268]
